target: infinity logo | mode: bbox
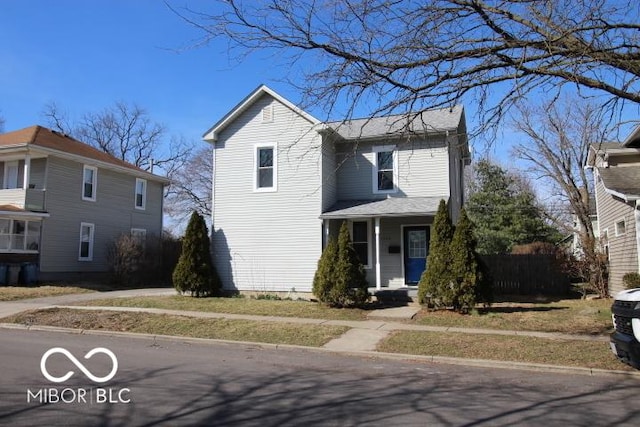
[40,347,118,383]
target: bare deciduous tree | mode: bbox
[165,144,213,224]
[42,101,212,227]
[512,98,610,296]
[43,101,190,173]
[181,0,640,130]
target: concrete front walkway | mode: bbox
[0,288,624,377]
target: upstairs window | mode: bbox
[615,219,626,236]
[373,146,398,194]
[135,178,147,210]
[83,165,97,201]
[3,161,19,189]
[254,144,277,192]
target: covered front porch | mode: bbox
[320,197,443,290]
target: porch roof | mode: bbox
[320,197,446,219]
[0,205,49,218]
[598,166,640,201]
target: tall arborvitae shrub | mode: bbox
[313,222,369,307]
[333,221,370,307]
[312,238,338,303]
[173,212,221,297]
[418,199,454,306]
[448,208,480,312]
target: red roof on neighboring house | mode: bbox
[0,125,162,179]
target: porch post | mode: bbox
[323,219,330,248]
[23,154,31,190]
[375,217,381,290]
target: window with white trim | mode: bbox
[254,144,277,191]
[79,222,95,261]
[351,220,371,269]
[82,165,97,201]
[373,146,398,194]
[135,178,147,210]
[0,219,41,252]
[4,161,19,189]
[615,219,626,236]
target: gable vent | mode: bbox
[262,105,273,123]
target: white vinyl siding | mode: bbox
[78,222,95,261]
[135,178,147,210]
[212,94,322,292]
[82,165,97,201]
[254,143,277,192]
[336,139,450,200]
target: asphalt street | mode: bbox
[1,328,639,426]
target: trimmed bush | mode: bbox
[623,272,640,290]
[418,199,454,306]
[312,222,369,307]
[448,208,479,312]
[173,211,221,297]
[312,238,338,303]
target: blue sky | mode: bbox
[1,1,637,168]
[0,0,305,145]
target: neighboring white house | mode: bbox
[588,127,640,295]
[203,85,469,293]
[0,125,168,283]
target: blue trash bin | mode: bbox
[19,263,38,286]
[0,264,7,285]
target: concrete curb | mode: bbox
[1,322,638,379]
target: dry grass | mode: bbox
[3,308,349,347]
[0,285,94,301]
[77,295,369,320]
[378,330,632,371]
[415,298,613,335]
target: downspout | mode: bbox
[635,200,640,274]
[375,217,381,290]
[210,142,216,232]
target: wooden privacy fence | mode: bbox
[479,254,570,296]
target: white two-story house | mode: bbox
[204,85,469,293]
[0,125,168,283]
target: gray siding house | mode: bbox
[588,126,640,295]
[0,126,168,282]
[204,85,469,293]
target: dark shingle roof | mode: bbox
[0,126,167,182]
[598,167,640,199]
[327,105,464,140]
[320,197,446,219]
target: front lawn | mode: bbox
[77,295,369,321]
[415,298,613,335]
[0,285,94,301]
[3,308,349,347]
[378,330,631,371]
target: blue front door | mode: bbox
[403,226,430,285]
